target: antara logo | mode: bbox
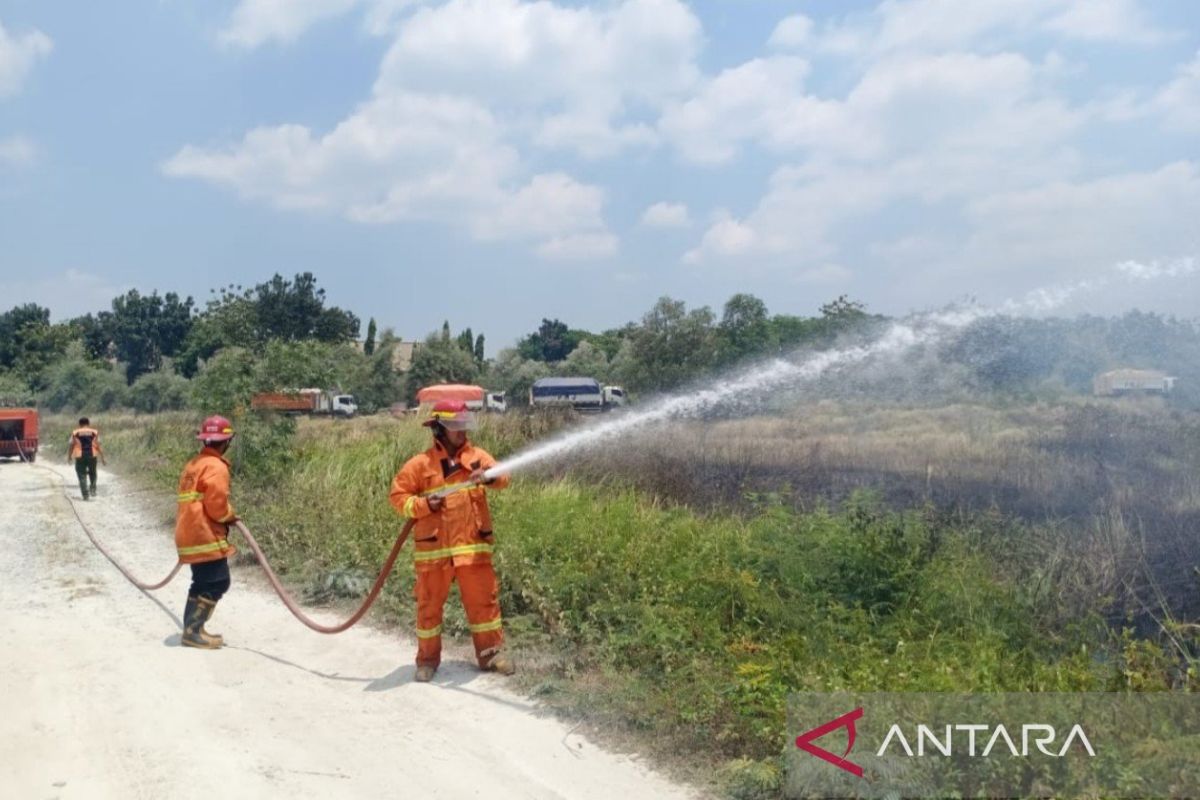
[795,708,865,778]
[876,723,1096,758]
[796,708,1096,777]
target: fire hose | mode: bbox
[14,437,459,634]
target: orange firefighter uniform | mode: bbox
[389,439,511,670]
[175,446,238,564]
[68,425,103,459]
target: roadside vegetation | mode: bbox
[40,399,1199,799]
[16,269,1200,797]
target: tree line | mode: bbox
[2,271,1199,414]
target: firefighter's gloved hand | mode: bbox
[468,468,493,486]
[427,495,445,512]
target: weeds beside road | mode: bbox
[43,401,1199,798]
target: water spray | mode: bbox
[483,257,1197,481]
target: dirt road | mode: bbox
[0,461,697,799]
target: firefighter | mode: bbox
[390,400,514,682]
[175,415,239,649]
[67,417,106,500]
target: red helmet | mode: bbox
[197,415,235,442]
[422,399,475,431]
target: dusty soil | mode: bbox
[0,461,697,799]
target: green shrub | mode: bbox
[39,358,127,412]
[128,370,191,413]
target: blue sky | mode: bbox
[1,0,1197,351]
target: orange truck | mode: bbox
[416,384,507,412]
[250,389,359,417]
[0,406,38,462]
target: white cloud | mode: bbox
[660,56,820,164]
[377,0,701,157]
[174,0,712,253]
[663,49,1081,167]
[0,135,36,167]
[963,162,1200,274]
[813,0,1171,58]
[768,14,813,49]
[217,0,432,45]
[471,172,609,244]
[1043,0,1172,45]
[0,20,52,98]
[1153,51,1200,133]
[640,201,689,228]
[793,263,852,285]
[362,0,425,36]
[536,232,619,261]
[676,36,1095,270]
[218,0,362,48]
[683,215,758,263]
[164,93,613,252]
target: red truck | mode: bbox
[0,406,39,462]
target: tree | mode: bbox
[70,313,113,361]
[364,318,377,356]
[190,347,258,413]
[622,297,718,392]
[256,339,342,392]
[457,327,474,355]
[441,320,451,342]
[562,341,610,382]
[405,332,480,400]
[128,370,190,413]
[816,295,871,342]
[473,334,485,364]
[174,286,257,377]
[347,330,404,412]
[0,304,72,381]
[104,290,195,383]
[717,293,773,364]
[175,275,358,376]
[39,354,127,412]
[487,349,552,406]
[769,314,823,351]
[517,318,582,362]
[252,272,357,343]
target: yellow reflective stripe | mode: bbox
[468,617,503,634]
[178,491,204,502]
[415,624,443,639]
[413,543,493,562]
[401,495,420,518]
[412,542,493,562]
[177,540,231,556]
[420,481,474,498]
[450,543,492,558]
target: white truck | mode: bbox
[530,378,628,412]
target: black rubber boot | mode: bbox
[181,595,222,649]
[196,596,224,646]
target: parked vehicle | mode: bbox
[251,389,358,417]
[416,384,506,413]
[0,405,39,462]
[602,385,628,408]
[530,378,626,412]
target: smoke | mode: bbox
[486,257,1198,478]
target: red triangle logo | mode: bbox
[795,707,864,778]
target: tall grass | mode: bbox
[46,404,1198,798]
